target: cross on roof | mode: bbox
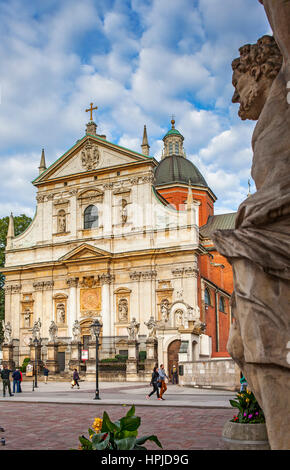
[86,102,98,121]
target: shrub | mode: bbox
[78,405,162,450]
[21,357,31,373]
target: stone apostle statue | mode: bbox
[2,321,12,344]
[212,0,290,450]
[127,317,140,341]
[72,320,81,342]
[144,316,157,339]
[32,318,42,341]
[48,321,58,342]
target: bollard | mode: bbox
[0,437,5,446]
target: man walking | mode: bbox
[158,364,168,400]
[1,365,14,397]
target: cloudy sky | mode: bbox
[0,0,271,218]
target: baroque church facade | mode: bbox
[2,115,236,385]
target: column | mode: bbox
[67,277,78,337]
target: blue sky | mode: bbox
[0,0,270,218]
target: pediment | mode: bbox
[33,135,153,185]
[59,244,112,262]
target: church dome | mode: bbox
[154,154,208,187]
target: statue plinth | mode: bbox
[144,337,158,380]
[69,341,81,371]
[46,342,59,374]
[126,340,139,381]
[2,343,15,370]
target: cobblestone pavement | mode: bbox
[0,402,234,450]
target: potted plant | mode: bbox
[78,405,162,450]
[222,388,270,450]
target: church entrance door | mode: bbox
[57,352,65,372]
[167,340,181,383]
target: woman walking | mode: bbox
[146,366,161,400]
[71,369,80,389]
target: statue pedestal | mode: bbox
[2,343,15,370]
[126,340,139,381]
[69,341,81,371]
[85,340,97,381]
[29,341,43,374]
[145,337,158,380]
[46,342,59,374]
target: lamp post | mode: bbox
[91,319,102,400]
[33,337,39,388]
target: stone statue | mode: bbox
[57,210,66,233]
[56,303,65,324]
[72,320,81,342]
[48,321,58,342]
[127,317,140,341]
[2,321,12,344]
[32,318,41,341]
[175,310,184,328]
[120,199,128,224]
[24,309,31,328]
[160,300,169,322]
[212,0,290,450]
[144,316,157,339]
[118,298,128,322]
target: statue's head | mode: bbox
[232,35,282,120]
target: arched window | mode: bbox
[219,296,225,312]
[204,288,211,306]
[175,142,179,154]
[84,205,98,229]
[169,142,173,155]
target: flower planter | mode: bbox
[222,421,270,450]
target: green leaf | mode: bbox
[115,437,137,450]
[92,434,110,450]
[126,405,136,418]
[120,415,141,432]
[229,400,241,410]
[101,411,120,433]
[136,434,163,449]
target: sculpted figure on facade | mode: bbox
[212,0,290,450]
[160,299,170,323]
[120,199,128,224]
[31,318,42,341]
[127,317,140,341]
[24,309,31,328]
[48,321,58,342]
[2,321,12,344]
[144,316,157,339]
[57,210,66,233]
[118,298,128,322]
[56,303,66,324]
[72,320,81,342]
[81,140,100,170]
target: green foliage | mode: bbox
[139,351,146,361]
[78,405,162,451]
[0,214,32,344]
[230,389,265,424]
[21,357,31,372]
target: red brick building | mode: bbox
[154,120,235,358]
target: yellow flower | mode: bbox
[245,398,250,403]
[92,417,103,433]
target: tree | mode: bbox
[0,214,32,343]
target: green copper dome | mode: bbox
[154,154,208,188]
[163,128,182,137]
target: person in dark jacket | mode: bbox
[43,365,49,384]
[146,367,161,400]
[71,369,80,389]
[12,369,21,393]
[1,365,14,397]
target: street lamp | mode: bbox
[33,337,39,388]
[91,318,102,400]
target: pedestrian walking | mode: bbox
[71,369,80,389]
[171,364,178,384]
[240,373,248,392]
[158,364,169,400]
[19,369,23,392]
[43,365,50,384]
[12,368,21,393]
[146,366,161,400]
[0,365,14,397]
